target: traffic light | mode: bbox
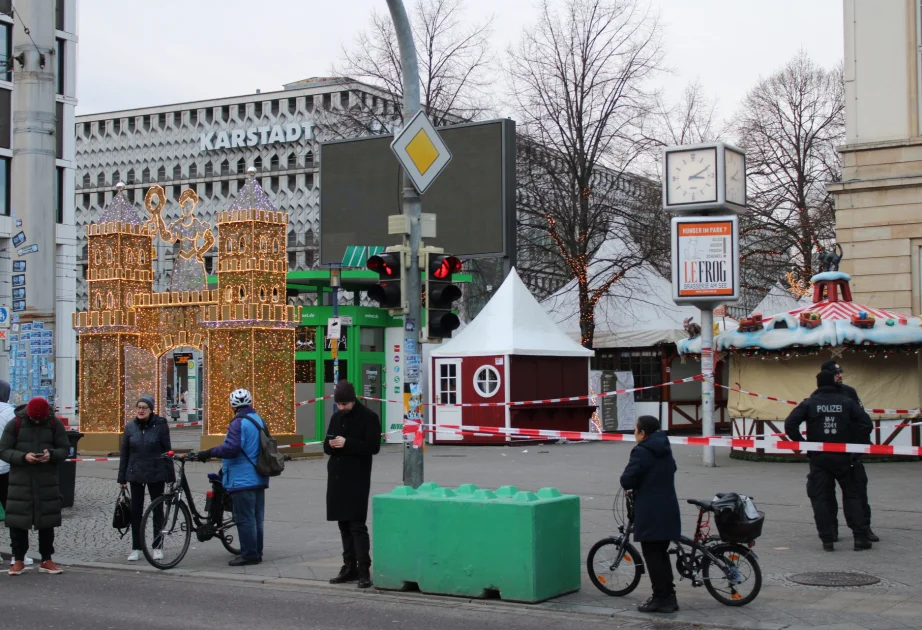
[367,250,406,311]
[426,253,463,340]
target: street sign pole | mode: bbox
[386,0,424,489]
[700,308,715,467]
[331,266,341,389]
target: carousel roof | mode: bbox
[678,272,922,354]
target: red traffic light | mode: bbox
[367,254,397,277]
[431,255,463,280]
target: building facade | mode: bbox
[0,0,78,409]
[829,0,922,314]
[74,78,401,312]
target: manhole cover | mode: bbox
[788,571,880,587]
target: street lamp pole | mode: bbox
[385,0,424,489]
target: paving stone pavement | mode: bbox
[2,431,920,630]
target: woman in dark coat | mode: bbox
[324,380,381,589]
[0,397,70,575]
[620,415,682,614]
[117,395,174,561]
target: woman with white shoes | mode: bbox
[117,395,174,562]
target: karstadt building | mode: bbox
[74,77,401,310]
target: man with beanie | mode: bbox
[0,397,70,575]
[819,360,877,542]
[325,380,381,589]
[785,372,873,552]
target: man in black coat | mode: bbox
[620,415,681,614]
[0,397,70,575]
[820,360,877,542]
[786,371,873,552]
[324,380,381,589]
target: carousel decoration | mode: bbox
[74,170,301,451]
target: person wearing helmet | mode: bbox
[196,388,268,566]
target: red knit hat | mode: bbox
[25,397,51,419]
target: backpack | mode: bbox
[241,415,285,477]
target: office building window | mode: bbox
[0,88,10,148]
[55,39,64,95]
[55,166,64,223]
[55,0,64,30]
[0,23,10,82]
[0,156,8,215]
[56,101,64,158]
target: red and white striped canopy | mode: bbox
[785,300,908,322]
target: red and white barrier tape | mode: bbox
[717,383,922,416]
[404,422,922,457]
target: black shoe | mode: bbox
[228,555,260,567]
[854,538,872,551]
[866,530,880,543]
[823,541,835,552]
[833,534,839,543]
[637,595,678,613]
[329,564,358,584]
[357,567,372,589]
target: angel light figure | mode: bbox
[145,185,215,293]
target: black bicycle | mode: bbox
[140,451,239,570]
[587,490,763,606]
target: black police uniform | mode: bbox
[818,364,875,537]
[785,385,873,544]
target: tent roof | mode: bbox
[544,260,703,349]
[432,268,593,358]
[750,283,810,317]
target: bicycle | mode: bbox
[587,490,763,606]
[140,451,239,570]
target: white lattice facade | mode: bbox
[74,78,400,311]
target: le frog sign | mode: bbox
[674,219,736,299]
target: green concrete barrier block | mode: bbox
[373,484,580,603]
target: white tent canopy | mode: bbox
[432,268,593,358]
[750,283,810,317]
[543,258,702,349]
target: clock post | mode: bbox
[663,143,746,467]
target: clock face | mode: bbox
[666,148,718,205]
[725,149,746,206]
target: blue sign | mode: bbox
[405,339,417,353]
[404,318,416,333]
[406,354,420,367]
[0,306,8,324]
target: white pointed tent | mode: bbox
[749,283,811,317]
[432,268,593,358]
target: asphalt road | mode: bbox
[4,568,672,630]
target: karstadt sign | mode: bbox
[200,122,314,151]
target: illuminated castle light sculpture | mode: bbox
[74,170,301,452]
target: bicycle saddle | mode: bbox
[687,499,715,511]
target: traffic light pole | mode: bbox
[386,0,424,489]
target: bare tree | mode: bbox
[733,52,844,293]
[329,0,495,136]
[508,0,664,348]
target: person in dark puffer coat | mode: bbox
[117,395,174,562]
[0,397,70,576]
[620,415,682,614]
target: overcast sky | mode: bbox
[76,0,843,122]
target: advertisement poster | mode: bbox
[671,216,739,303]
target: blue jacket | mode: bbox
[207,406,269,493]
[620,431,681,542]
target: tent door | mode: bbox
[434,358,463,441]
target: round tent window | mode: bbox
[473,365,501,398]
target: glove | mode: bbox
[196,450,211,463]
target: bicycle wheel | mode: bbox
[701,543,762,606]
[219,511,240,555]
[141,495,192,570]
[587,537,643,596]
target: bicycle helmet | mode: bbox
[229,388,252,409]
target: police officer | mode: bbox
[819,360,878,542]
[785,371,873,552]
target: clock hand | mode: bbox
[687,166,710,180]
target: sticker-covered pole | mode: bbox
[386,0,424,489]
[700,307,716,467]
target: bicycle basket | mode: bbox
[712,493,764,543]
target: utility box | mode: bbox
[373,483,581,603]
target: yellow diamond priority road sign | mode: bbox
[391,111,452,194]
